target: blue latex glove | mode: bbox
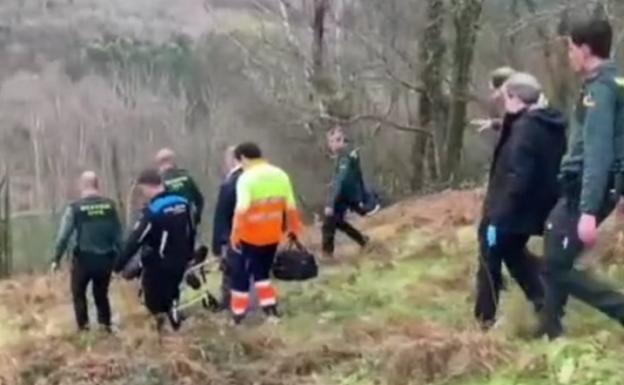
[486,225,497,248]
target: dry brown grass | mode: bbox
[342,318,510,385]
[0,190,494,385]
[382,321,510,385]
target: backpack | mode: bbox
[272,240,318,281]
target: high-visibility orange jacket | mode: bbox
[230,160,302,246]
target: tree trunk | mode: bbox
[109,139,126,227]
[523,0,571,112]
[415,0,446,187]
[442,0,483,183]
[312,0,328,86]
[30,115,44,210]
[410,134,428,190]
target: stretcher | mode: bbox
[123,246,222,316]
[176,254,221,313]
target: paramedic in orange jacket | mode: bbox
[229,142,302,324]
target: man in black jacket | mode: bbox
[475,72,567,329]
[116,169,195,332]
[211,146,244,310]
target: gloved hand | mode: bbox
[486,225,497,248]
[50,261,59,273]
[324,206,334,217]
[578,214,598,247]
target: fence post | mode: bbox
[4,171,12,277]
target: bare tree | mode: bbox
[443,0,484,183]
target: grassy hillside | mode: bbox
[1,191,624,385]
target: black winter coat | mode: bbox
[483,107,567,235]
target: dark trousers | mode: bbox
[322,205,367,254]
[220,246,259,311]
[540,194,624,335]
[141,261,186,315]
[474,219,544,324]
[230,244,277,293]
[71,261,112,330]
[229,243,278,318]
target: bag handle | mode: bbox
[287,236,307,253]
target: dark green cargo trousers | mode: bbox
[539,190,624,338]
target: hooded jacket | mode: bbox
[484,107,567,235]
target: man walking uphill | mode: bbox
[536,16,624,339]
[322,127,379,259]
[229,142,302,324]
[115,169,195,332]
[52,171,122,333]
[475,73,566,329]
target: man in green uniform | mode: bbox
[52,171,122,332]
[155,148,205,227]
[322,127,379,258]
[536,16,624,339]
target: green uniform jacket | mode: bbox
[161,167,204,224]
[327,144,364,207]
[53,195,122,270]
[561,62,624,215]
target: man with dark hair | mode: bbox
[52,171,122,333]
[115,168,195,332]
[475,73,567,329]
[536,16,624,339]
[211,146,244,311]
[322,127,379,259]
[229,142,302,324]
[155,148,205,227]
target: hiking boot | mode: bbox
[231,314,245,326]
[99,324,113,334]
[263,305,281,318]
[533,320,564,340]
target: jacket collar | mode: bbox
[226,165,243,178]
[244,159,267,170]
[585,60,616,81]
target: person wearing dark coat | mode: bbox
[211,146,244,310]
[475,72,567,329]
[115,169,195,332]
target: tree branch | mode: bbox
[327,115,432,136]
